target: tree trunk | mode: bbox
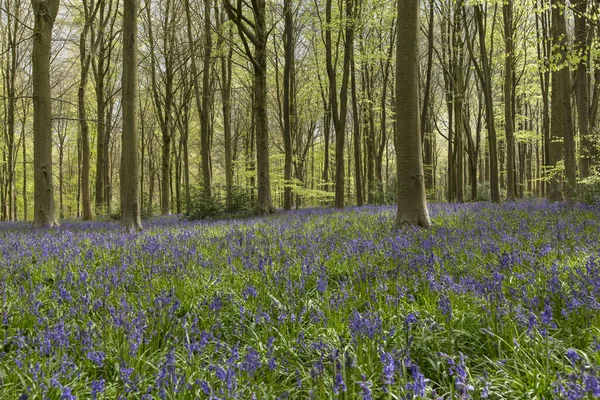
[224,0,273,213]
[325,0,353,209]
[201,0,213,195]
[473,4,500,203]
[550,0,577,201]
[351,56,363,206]
[121,0,142,231]
[422,0,435,196]
[503,0,516,201]
[282,0,294,210]
[396,0,430,228]
[78,2,96,220]
[32,0,59,227]
[216,5,233,205]
[574,0,591,178]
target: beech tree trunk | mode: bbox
[282,0,294,210]
[121,0,142,231]
[32,0,59,228]
[216,5,233,205]
[503,0,516,201]
[574,0,591,178]
[396,0,431,228]
[201,0,213,195]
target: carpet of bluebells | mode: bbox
[1,201,600,399]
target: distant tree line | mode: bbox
[0,0,597,227]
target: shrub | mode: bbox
[578,175,600,205]
[185,186,255,220]
[186,188,224,220]
[225,186,254,216]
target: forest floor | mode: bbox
[1,201,600,398]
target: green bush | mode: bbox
[186,188,225,220]
[578,175,600,205]
[185,186,255,220]
[226,186,254,217]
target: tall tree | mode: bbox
[573,0,591,178]
[325,0,354,209]
[549,0,576,201]
[282,0,295,210]
[466,3,501,203]
[121,0,142,230]
[93,0,118,214]
[200,0,213,195]
[224,0,274,214]
[503,0,516,201]
[31,0,59,227]
[215,3,234,205]
[395,0,431,228]
[78,0,102,220]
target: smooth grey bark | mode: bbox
[395,0,431,228]
[201,0,213,195]
[121,0,142,231]
[32,0,59,227]
[573,0,591,178]
[282,0,295,211]
[503,0,516,201]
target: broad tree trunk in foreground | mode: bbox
[395,0,431,228]
[121,0,142,231]
[32,0,59,227]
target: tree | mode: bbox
[215,3,234,206]
[78,0,102,220]
[573,0,591,178]
[282,0,295,211]
[200,0,213,195]
[224,0,274,214]
[31,0,59,227]
[503,0,516,201]
[465,3,501,203]
[324,0,354,209]
[549,0,576,202]
[121,0,142,231]
[93,0,118,214]
[395,0,431,228]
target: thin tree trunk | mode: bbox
[351,56,363,206]
[282,0,294,210]
[201,0,213,194]
[503,0,516,201]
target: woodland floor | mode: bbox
[1,201,600,399]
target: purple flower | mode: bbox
[381,352,395,384]
[60,387,76,400]
[90,379,105,400]
[359,375,373,400]
[438,296,453,321]
[334,372,346,394]
[87,351,105,367]
[566,349,580,365]
[242,347,261,375]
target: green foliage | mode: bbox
[185,186,254,220]
[185,187,225,220]
[578,175,600,205]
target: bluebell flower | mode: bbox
[566,349,580,365]
[90,379,105,400]
[359,375,373,400]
